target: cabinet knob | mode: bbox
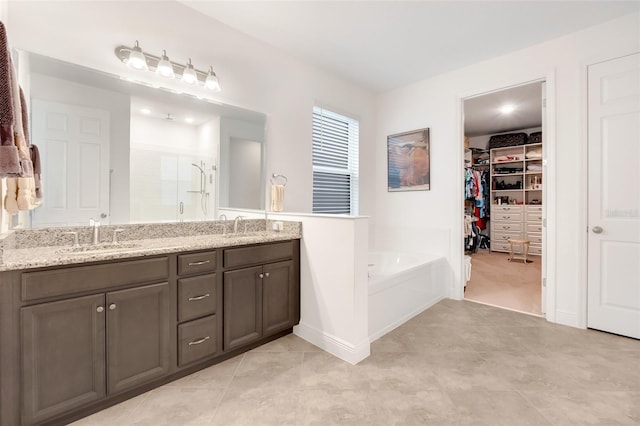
[109,303,117,310]
[265,272,270,277]
[259,273,264,279]
[97,306,104,313]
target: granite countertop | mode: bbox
[0,220,301,272]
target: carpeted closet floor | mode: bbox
[464,249,542,316]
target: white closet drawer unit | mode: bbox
[526,211,543,222]
[527,233,543,245]
[493,212,522,222]
[494,222,522,232]
[491,231,523,253]
[528,245,543,255]
[527,223,543,233]
[492,241,512,252]
[493,205,523,215]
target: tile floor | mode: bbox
[72,299,639,425]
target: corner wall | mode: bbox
[374,12,640,328]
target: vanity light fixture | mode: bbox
[204,66,221,92]
[181,59,198,85]
[156,50,175,78]
[127,40,148,71]
[115,42,221,91]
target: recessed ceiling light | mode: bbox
[185,117,194,124]
[500,104,515,114]
[141,108,151,115]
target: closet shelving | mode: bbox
[489,142,543,254]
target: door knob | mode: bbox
[592,226,603,234]
[100,213,107,218]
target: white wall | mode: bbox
[29,73,131,224]
[5,0,376,216]
[375,11,640,328]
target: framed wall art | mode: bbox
[387,127,430,191]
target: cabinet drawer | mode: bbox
[21,257,169,302]
[494,222,522,232]
[492,205,523,214]
[224,241,293,269]
[178,274,217,323]
[178,251,217,276]
[178,315,217,366]
[527,223,543,233]
[491,231,522,243]
[525,205,543,212]
[527,233,543,244]
[528,246,543,255]
[492,212,522,222]
[492,242,511,252]
[526,212,543,222]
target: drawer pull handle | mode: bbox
[188,293,210,301]
[188,260,211,266]
[503,226,510,229]
[503,216,510,219]
[188,336,210,346]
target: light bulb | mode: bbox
[156,50,175,78]
[205,66,221,91]
[181,59,198,85]
[127,40,148,71]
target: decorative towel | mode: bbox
[270,184,284,212]
[0,21,21,176]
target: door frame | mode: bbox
[454,72,558,323]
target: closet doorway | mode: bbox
[462,81,545,316]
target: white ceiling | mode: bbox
[181,1,639,93]
[464,81,543,136]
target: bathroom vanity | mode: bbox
[0,221,301,425]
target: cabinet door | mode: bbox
[22,294,106,425]
[107,282,171,394]
[223,266,263,350]
[262,260,297,336]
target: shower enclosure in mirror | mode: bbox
[15,50,266,228]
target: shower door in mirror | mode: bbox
[30,100,110,227]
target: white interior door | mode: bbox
[587,53,640,339]
[31,100,110,227]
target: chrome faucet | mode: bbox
[233,216,245,233]
[218,214,227,221]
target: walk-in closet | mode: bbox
[462,82,545,316]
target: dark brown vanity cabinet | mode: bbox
[21,282,171,425]
[0,239,299,425]
[17,257,171,425]
[223,241,299,351]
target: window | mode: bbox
[312,106,359,215]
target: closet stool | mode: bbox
[507,238,531,263]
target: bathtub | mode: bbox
[368,251,448,341]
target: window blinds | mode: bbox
[312,107,359,215]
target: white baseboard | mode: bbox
[368,294,446,342]
[293,322,370,365]
[554,309,581,328]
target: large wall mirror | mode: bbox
[16,50,266,228]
